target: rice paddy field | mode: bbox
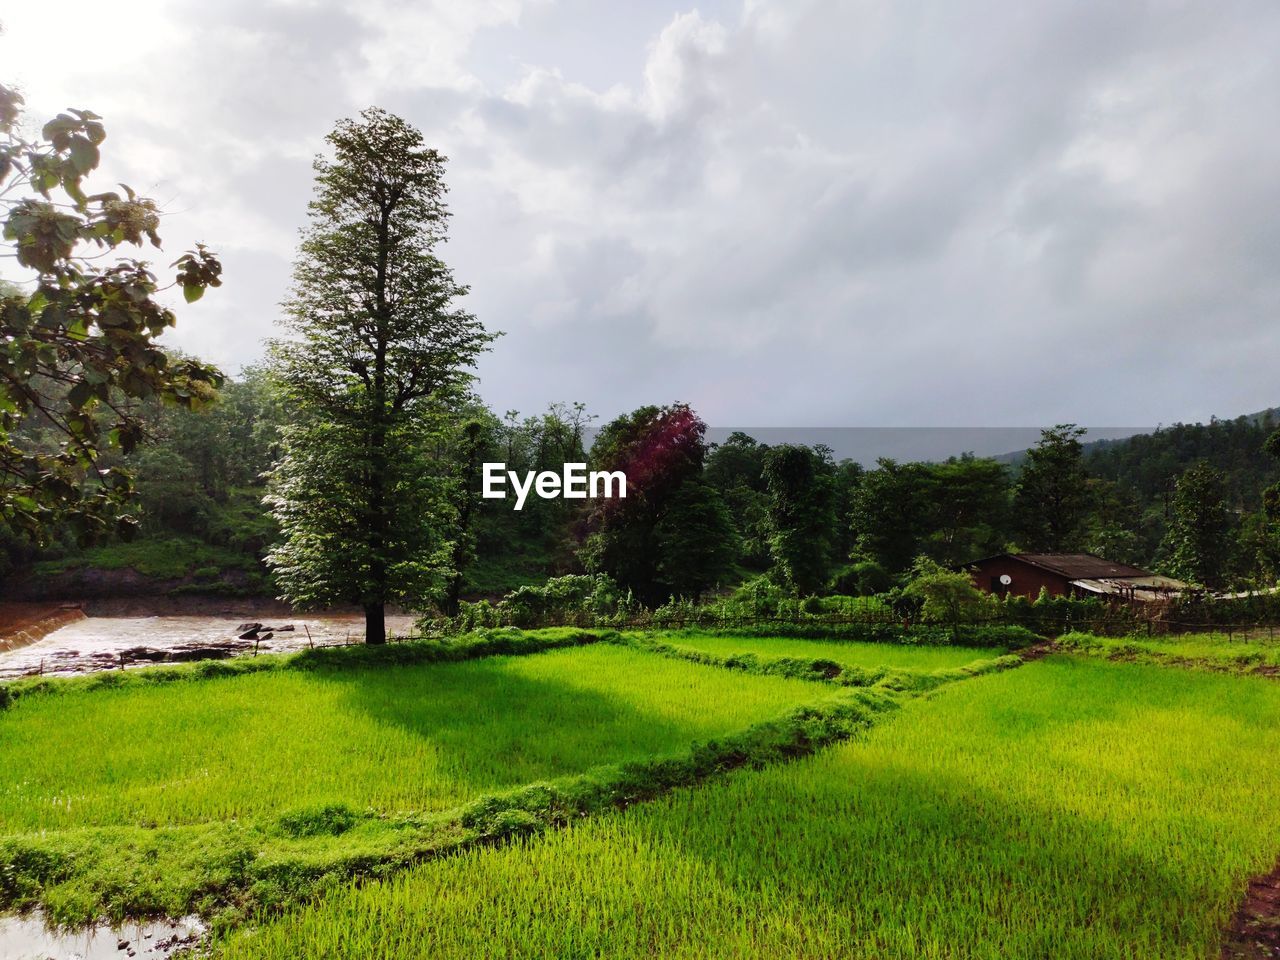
[219,656,1280,960]
[652,631,1008,669]
[0,644,831,831]
[1059,630,1280,671]
[3,629,1280,960]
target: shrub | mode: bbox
[902,557,992,628]
[829,561,892,596]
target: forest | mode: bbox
[5,389,1279,605]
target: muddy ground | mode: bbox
[0,603,418,679]
[0,911,202,960]
[1223,858,1280,959]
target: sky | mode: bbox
[2,0,1279,433]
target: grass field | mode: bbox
[0,644,833,831]
[652,631,1008,668]
[1059,631,1280,671]
[219,657,1280,960]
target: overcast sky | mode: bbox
[3,1,1278,430]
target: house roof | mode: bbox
[973,553,1154,580]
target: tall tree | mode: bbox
[266,108,495,643]
[704,432,772,570]
[923,456,1011,566]
[762,444,836,594]
[0,82,222,543]
[850,458,933,574]
[654,480,739,600]
[1160,461,1234,588]
[1013,424,1090,552]
[579,403,713,605]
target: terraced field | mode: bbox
[221,657,1280,960]
[2,628,1277,960]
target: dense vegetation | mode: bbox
[0,84,223,546]
[3,616,1278,958]
[5,69,1280,960]
[12,406,1280,605]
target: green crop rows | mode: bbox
[2,629,1278,960]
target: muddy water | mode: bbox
[0,912,202,960]
[0,611,419,680]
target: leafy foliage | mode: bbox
[762,444,837,594]
[1013,424,1090,551]
[902,556,991,629]
[580,404,729,604]
[1159,461,1235,588]
[0,82,222,544]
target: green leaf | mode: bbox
[183,283,205,303]
[68,136,99,174]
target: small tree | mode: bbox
[0,82,222,543]
[902,556,989,634]
[1160,461,1234,589]
[266,108,495,643]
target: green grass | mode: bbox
[0,645,832,832]
[1059,631,1280,672]
[651,631,1008,668]
[221,658,1280,960]
[462,548,555,595]
[31,535,260,580]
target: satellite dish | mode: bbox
[999,574,1012,586]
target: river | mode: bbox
[0,607,419,679]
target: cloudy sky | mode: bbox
[2,0,1278,431]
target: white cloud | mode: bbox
[2,0,1279,427]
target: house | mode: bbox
[966,553,1187,601]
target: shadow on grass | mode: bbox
[319,651,722,797]
[0,648,719,833]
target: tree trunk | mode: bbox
[364,603,386,645]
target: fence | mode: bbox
[424,607,1280,642]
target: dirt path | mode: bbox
[1222,858,1280,959]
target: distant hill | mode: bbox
[1000,407,1280,509]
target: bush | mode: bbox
[433,575,640,632]
[902,557,992,628]
[829,561,892,596]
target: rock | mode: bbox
[166,647,235,663]
[235,622,263,633]
[117,939,129,950]
[237,628,260,640]
[120,646,166,662]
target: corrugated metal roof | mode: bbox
[1071,576,1186,595]
[1010,553,1154,580]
